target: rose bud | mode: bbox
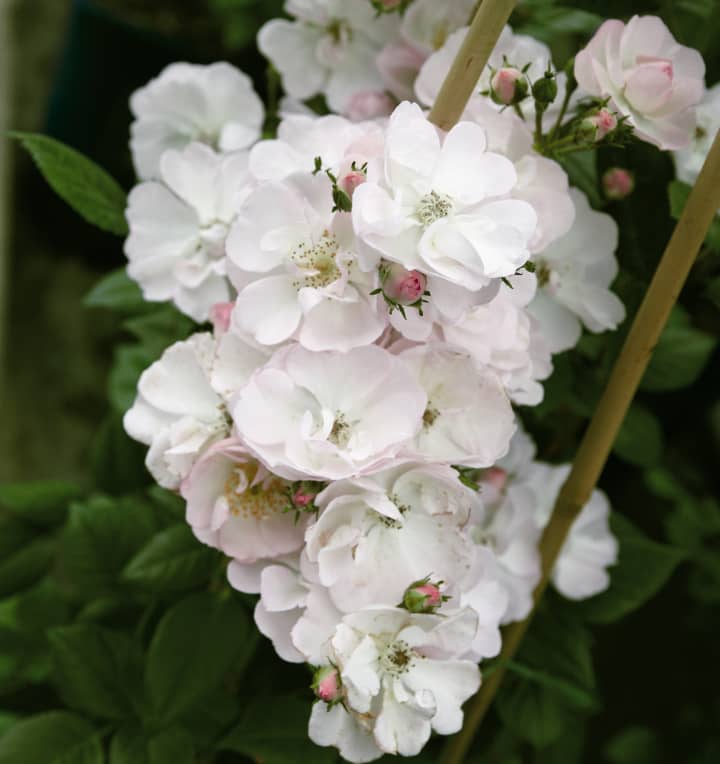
[312,665,343,704]
[581,108,618,141]
[490,67,528,106]
[402,576,445,613]
[382,263,427,306]
[602,167,635,200]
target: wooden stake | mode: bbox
[440,128,720,764]
[428,0,517,131]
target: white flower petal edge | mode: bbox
[130,62,264,180]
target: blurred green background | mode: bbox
[0,1,718,763]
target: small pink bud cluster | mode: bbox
[490,67,528,106]
[313,665,343,705]
[602,167,635,200]
[401,576,446,614]
[581,108,618,142]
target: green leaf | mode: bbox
[0,536,55,599]
[497,601,596,747]
[84,269,146,312]
[517,7,602,41]
[123,524,218,593]
[60,495,159,597]
[0,711,103,764]
[145,592,254,724]
[122,307,195,358]
[221,695,336,764]
[613,404,663,467]
[576,514,685,623]
[9,132,128,235]
[110,726,195,764]
[668,180,720,251]
[49,624,144,720]
[90,415,151,495]
[604,725,660,764]
[497,678,576,748]
[0,481,81,527]
[108,344,155,414]
[640,306,716,392]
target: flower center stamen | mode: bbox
[223,464,289,520]
[328,413,351,448]
[290,231,341,290]
[380,640,417,676]
[416,191,453,227]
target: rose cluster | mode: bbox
[121,5,707,761]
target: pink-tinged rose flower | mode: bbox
[602,167,635,200]
[209,302,234,336]
[383,263,427,305]
[343,90,396,121]
[180,438,307,562]
[574,15,705,150]
[490,67,527,106]
[582,108,618,141]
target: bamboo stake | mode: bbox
[428,0,517,131]
[440,128,720,764]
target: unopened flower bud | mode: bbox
[490,67,528,106]
[382,263,427,306]
[484,466,508,493]
[340,170,366,197]
[209,302,234,336]
[602,167,635,200]
[402,577,445,613]
[581,108,617,141]
[312,665,342,704]
[288,480,323,513]
[531,72,558,107]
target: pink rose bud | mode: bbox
[602,167,635,200]
[339,170,366,197]
[313,665,342,704]
[402,577,445,613]
[344,90,395,121]
[490,67,527,106]
[293,489,314,508]
[485,466,508,493]
[209,302,234,336]
[582,108,618,141]
[382,263,427,305]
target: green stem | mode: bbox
[548,76,576,142]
